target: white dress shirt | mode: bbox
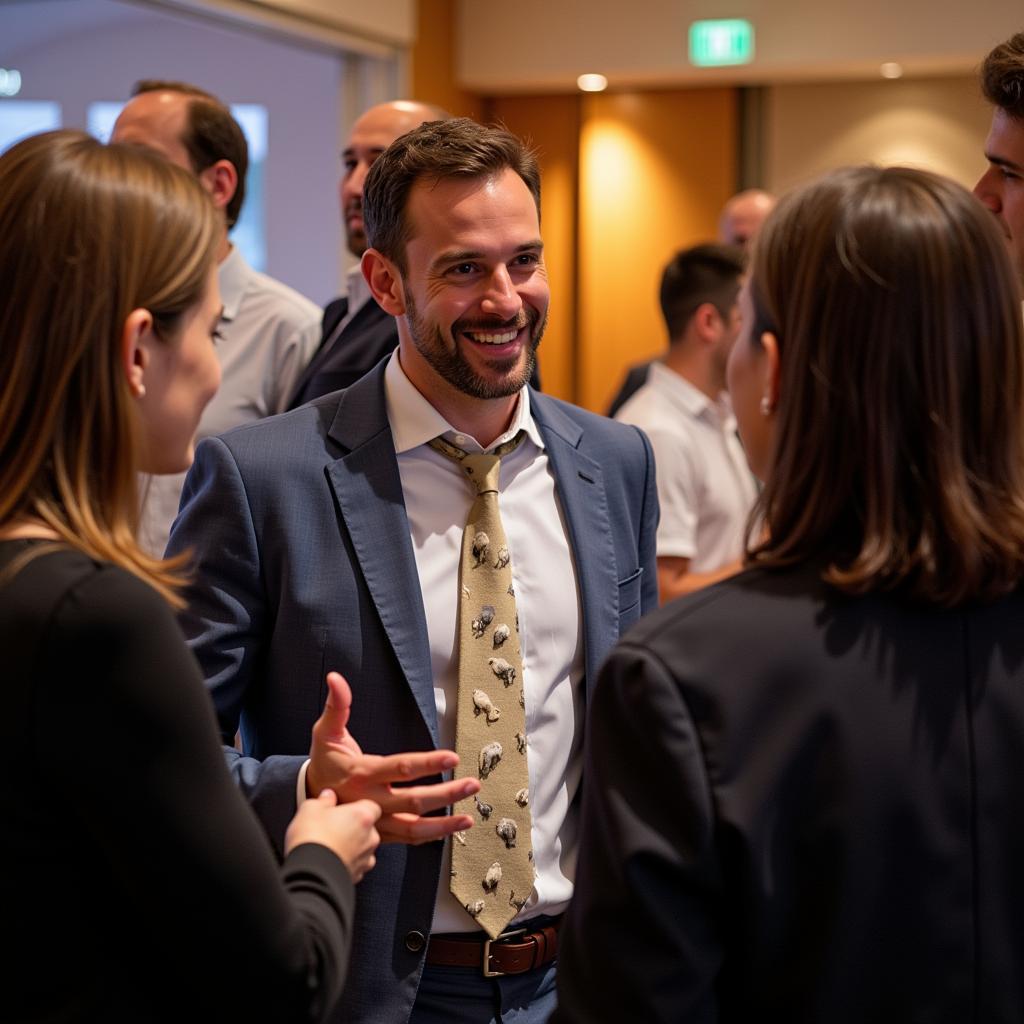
[616,361,757,572]
[385,351,584,934]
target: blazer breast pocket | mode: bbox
[617,567,644,624]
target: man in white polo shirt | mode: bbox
[616,243,756,602]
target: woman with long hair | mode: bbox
[0,130,384,1022]
[554,166,1024,1022]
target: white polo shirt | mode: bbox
[616,361,757,572]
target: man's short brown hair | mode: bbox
[981,32,1024,121]
[362,117,541,272]
[133,79,249,227]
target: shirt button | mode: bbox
[454,434,468,446]
[404,930,426,953]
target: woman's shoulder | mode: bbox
[0,541,172,637]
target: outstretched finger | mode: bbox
[380,812,477,846]
[377,776,480,816]
[361,748,461,785]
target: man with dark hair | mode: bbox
[168,116,657,1023]
[287,101,445,407]
[289,101,539,408]
[112,80,320,553]
[615,243,756,602]
[975,31,1024,289]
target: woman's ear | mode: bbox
[361,249,406,316]
[121,308,154,399]
[760,330,781,414]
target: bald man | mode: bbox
[287,101,447,407]
[718,188,776,250]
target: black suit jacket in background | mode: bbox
[553,563,1024,1024]
[289,295,542,410]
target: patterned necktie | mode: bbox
[429,431,534,939]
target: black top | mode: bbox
[0,541,355,1023]
[554,563,1024,1024]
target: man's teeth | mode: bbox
[466,329,518,344]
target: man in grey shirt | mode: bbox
[112,79,320,554]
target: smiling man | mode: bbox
[975,32,1024,290]
[168,118,658,1023]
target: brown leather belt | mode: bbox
[425,919,560,978]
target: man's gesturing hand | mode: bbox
[306,672,478,844]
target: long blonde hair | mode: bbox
[0,130,219,605]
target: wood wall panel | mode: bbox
[487,95,581,403]
[578,89,737,412]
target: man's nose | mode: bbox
[480,266,521,319]
[973,168,1002,212]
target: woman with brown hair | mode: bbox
[554,166,1024,1022]
[0,130,384,1022]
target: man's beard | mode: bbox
[404,289,545,400]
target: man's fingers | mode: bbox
[376,776,480,816]
[380,812,476,846]
[315,671,353,743]
[361,748,461,784]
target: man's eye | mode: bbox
[342,159,357,174]
[450,263,478,275]
[512,253,540,267]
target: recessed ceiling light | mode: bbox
[577,73,608,92]
[880,62,903,79]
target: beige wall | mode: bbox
[765,75,992,195]
[457,0,1022,91]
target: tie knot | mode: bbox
[429,431,526,496]
[462,453,502,494]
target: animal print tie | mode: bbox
[429,432,534,939]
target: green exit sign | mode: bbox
[689,19,754,67]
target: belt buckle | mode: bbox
[482,927,527,978]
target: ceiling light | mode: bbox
[880,62,903,79]
[577,74,608,93]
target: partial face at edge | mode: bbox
[974,108,1024,291]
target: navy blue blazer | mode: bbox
[169,359,658,1023]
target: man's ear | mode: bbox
[197,159,237,216]
[121,308,155,398]
[692,302,721,346]
[362,249,406,316]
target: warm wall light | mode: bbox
[880,62,903,79]
[577,73,608,92]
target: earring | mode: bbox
[759,396,773,417]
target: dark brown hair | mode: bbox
[0,130,219,605]
[659,243,745,341]
[362,117,541,271]
[981,32,1024,120]
[133,79,248,228]
[747,164,1024,606]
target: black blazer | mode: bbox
[288,296,397,409]
[2,542,356,1023]
[554,563,1024,1023]
[289,295,542,410]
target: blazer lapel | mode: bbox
[323,366,439,745]
[532,393,620,695]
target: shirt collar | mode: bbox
[648,361,735,429]
[217,245,249,323]
[383,350,544,455]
